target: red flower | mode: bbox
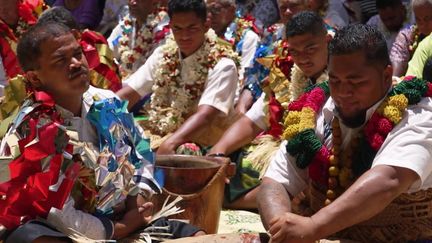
[370,133,384,151]
[309,147,330,186]
[288,92,308,111]
[305,88,326,112]
[426,83,432,97]
[377,117,393,135]
[403,75,415,82]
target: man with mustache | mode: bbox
[258,24,432,242]
[0,22,202,242]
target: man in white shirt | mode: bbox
[107,0,169,79]
[259,24,432,242]
[209,11,331,209]
[206,0,260,82]
[117,0,239,154]
[366,0,412,50]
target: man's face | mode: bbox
[378,5,405,32]
[414,3,432,35]
[307,0,324,12]
[206,0,236,36]
[128,0,155,19]
[287,32,329,78]
[329,51,391,127]
[278,0,307,24]
[170,11,209,57]
[30,33,90,99]
[0,0,19,26]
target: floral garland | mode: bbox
[0,2,38,79]
[118,9,168,78]
[282,76,432,204]
[147,29,239,135]
[408,25,426,56]
[224,14,258,46]
[289,64,328,101]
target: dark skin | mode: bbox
[259,166,418,242]
[258,51,419,242]
[118,12,226,154]
[27,32,154,241]
[157,105,223,154]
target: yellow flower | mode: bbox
[388,94,408,111]
[283,111,301,126]
[299,107,316,130]
[282,124,301,140]
[383,105,402,124]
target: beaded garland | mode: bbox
[283,76,432,204]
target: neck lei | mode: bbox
[408,25,426,55]
[289,64,328,102]
[224,15,256,46]
[146,29,239,136]
[118,9,168,79]
[282,76,432,204]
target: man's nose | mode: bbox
[70,57,82,68]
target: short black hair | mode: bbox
[17,22,71,71]
[38,6,79,30]
[328,24,390,67]
[286,11,327,38]
[168,0,207,22]
[376,0,403,9]
[422,57,432,82]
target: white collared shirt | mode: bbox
[126,43,239,116]
[265,96,432,197]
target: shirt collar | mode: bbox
[323,87,392,127]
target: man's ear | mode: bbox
[25,71,43,89]
[383,64,393,86]
[204,18,211,32]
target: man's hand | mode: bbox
[157,137,177,155]
[112,202,154,239]
[268,213,319,243]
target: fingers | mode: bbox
[138,202,154,214]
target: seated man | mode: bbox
[108,0,170,79]
[0,6,122,123]
[210,11,331,209]
[0,22,202,242]
[117,0,239,154]
[206,0,260,83]
[406,32,432,79]
[390,0,432,77]
[366,0,412,50]
[236,0,308,114]
[0,0,44,95]
[258,24,432,242]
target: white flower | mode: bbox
[144,29,239,135]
